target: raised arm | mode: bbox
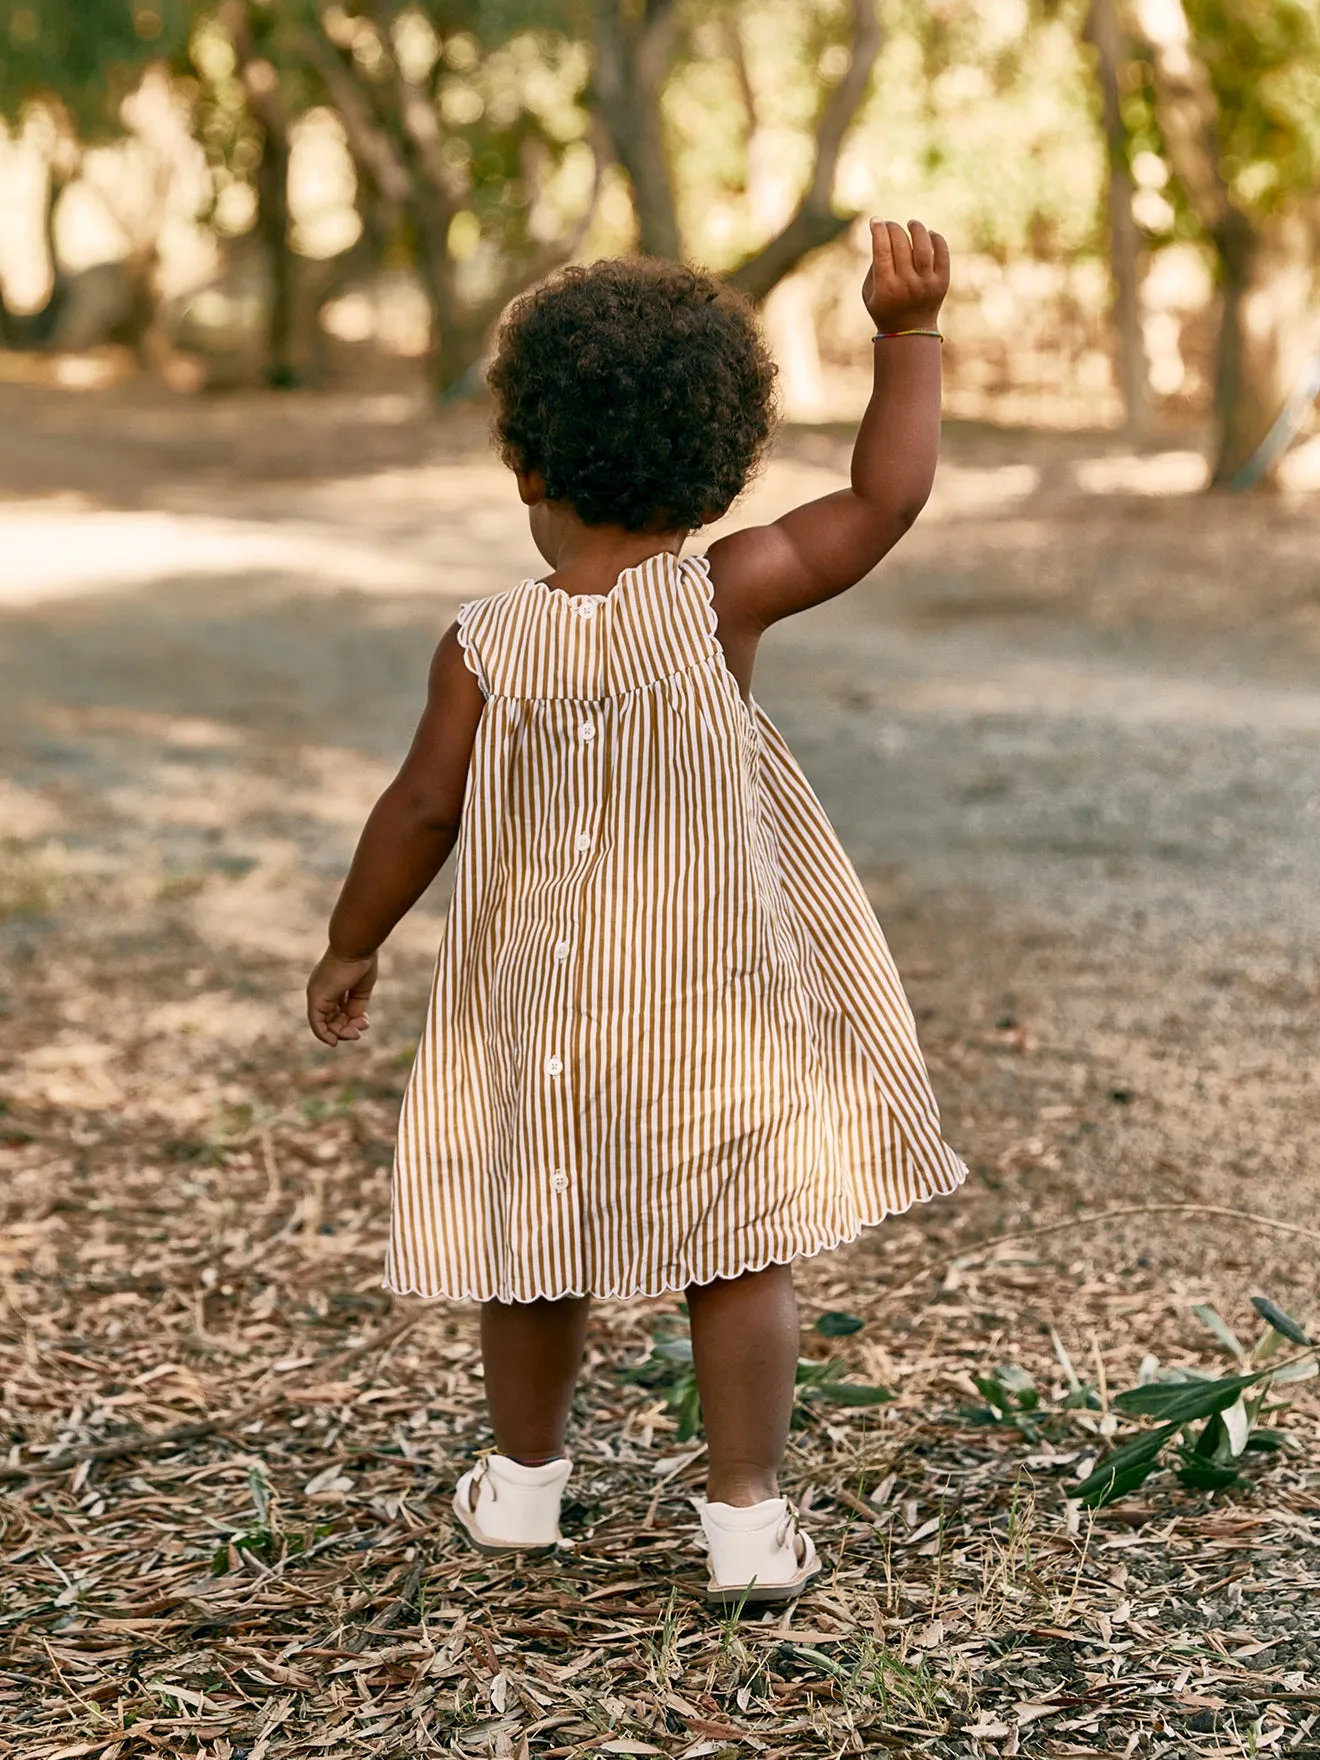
[706,219,950,638]
[306,622,484,1046]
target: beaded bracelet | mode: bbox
[873,328,943,341]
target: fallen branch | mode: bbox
[879,1202,1320,1306]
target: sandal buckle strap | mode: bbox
[775,1499,801,1550]
[469,1448,497,1508]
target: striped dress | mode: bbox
[385,550,966,1304]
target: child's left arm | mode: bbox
[306,623,484,1047]
[707,218,949,638]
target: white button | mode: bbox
[551,1170,569,1192]
[545,1055,563,1076]
[576,600,596,619]
[579,721,596,742]
[554,940,571,962]
[575,833,590,852]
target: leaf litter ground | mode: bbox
[3,1021,1317,1760]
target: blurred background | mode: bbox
[0,0,1318,481]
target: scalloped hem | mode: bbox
[380,1158,967,1304]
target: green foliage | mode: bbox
[1185,0,1320,215]
[877,0,1104,261]
[1066,1297,1315,1509]
[618,1324,893,1445]
[794,1355,895,1409]
[0,0,191,133]
[1109,1367,1261,1422]
[1110,0,1320,258]
[210,1464,285,1574]
[959,1298,1315,1509]
[1251,1294,1312,1347]
[960,1357,1103,1444]
[962,1363,1043,1438]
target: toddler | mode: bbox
[307,219,967,1607]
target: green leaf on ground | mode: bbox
[1112,1370,1262,1423]
[800,1380,895,1406]
[1243,1428,1286,1452]
[1071,1421,1178,1504]
[1250,1296,1312,1347]
[1077,1457,1162,1508]
[1192,1303,1246,1360]
[1176,1457,1241,1491]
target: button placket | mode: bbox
[546,686,602,1242]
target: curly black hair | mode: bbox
[486,257,780,533]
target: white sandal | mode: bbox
[699,1494,822,1607]
[452,1449,574,1554]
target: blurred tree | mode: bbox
[884,0,1102,267]
[0,0,190,348]
[0,1,602,390]
[1084,0,1150,434]
[1132,0,1320,485]
[299,3,601,394]
[591,0,680,260]
[209,2,321,387]
[0,0,189,127]
[590,0,882,298]
[184,2,394,387]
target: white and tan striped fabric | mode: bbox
[385,551,966,1303]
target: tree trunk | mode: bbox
[410,213,476,398]
[1209,208,1316,487]
[727,0,881,303]
[255,120,298,387]
[726,211,854,303]
[0,168,71,347]
[593,0,880,297]
[1084,0,1149,436]
[592,0,681,258]
[1133,0,1317,487]
[226,1,302,386]
[307,14,608,400]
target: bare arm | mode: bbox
[707,219,950,648]
[306,622,485,1046]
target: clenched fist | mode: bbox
[863,218,950,333]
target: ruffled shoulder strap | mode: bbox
[454,582,548,697]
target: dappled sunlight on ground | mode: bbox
[1071,449,1207,496]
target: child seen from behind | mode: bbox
[306,219,967,1607]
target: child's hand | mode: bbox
[863,218,950,332]
[307,948,377,1047]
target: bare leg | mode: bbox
[479,1294,591,1464]
[685,1263,800,1506]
